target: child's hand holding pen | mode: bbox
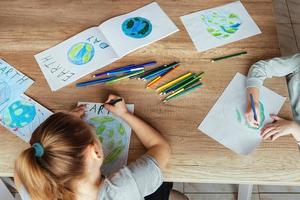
[245,87,261,128]
[104,94,129,117]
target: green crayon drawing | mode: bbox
[200,10,242,39]
[235,101,265,129]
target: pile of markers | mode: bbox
[76,61,204,102]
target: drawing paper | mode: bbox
[0,59,34,111]
[35,2,178,91]
[79,102,134,176]
[198,73,286,155]
[0,94,52,142]
[181,1,261,52]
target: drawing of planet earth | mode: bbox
[67,42,95,65]
[200,11,242,39]
[235,101,265,129]
[88,116,127,165]
[122,17,152,39]
[0,81,11,106]
[2,100,36,129]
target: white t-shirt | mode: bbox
[19,155,163,200]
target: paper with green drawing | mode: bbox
[78,102,134,176]
[198,73,286,155]
[180,1,261,52]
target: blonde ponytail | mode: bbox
[15,112,97,200]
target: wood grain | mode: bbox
[1,0,299,185]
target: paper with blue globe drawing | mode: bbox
[0,94,52,142]
[34,2,178,91]
[181,1,261,52]
[79,102,134,176]
[0,59,34,111]
[198,73,286,155]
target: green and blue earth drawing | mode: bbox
[122,17,152,39]
[235,101,265,129]
[2,100,36,129]
[0,81,11,106]
[88,116,128,175]
[200,10,242,39]
[67,42,95,65]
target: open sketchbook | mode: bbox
[198,73,286,155]
[79,102,134,176]
[35,2,179,91]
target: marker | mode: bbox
[211,51,247,62]
[156,72,193,92]
[107,67,145,76]
[163,83,203,102]
[106,70,145,84]
[76,76,117,87]
[250,94,258,121]
[146,66,179,88]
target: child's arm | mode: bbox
[245,53,300,127]
[261,114,300,142]
[104,94,171,170]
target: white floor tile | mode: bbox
[259,185,300,193]
[184,183,238,193]
[173,182,184,193]
[260,194,300,200]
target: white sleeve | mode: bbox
[246,53,300,90]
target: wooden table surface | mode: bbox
[1,0,300,185]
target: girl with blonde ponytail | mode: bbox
[15,94,171,200]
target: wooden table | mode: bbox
[1,0,300,187]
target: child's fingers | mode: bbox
[261,126,276,137]
[262,129,278,139]
[105,94,120,103]
[104,104,114,111]
[271,132,284,141]
[270,114,281,121]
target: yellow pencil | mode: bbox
[156,72,193,92]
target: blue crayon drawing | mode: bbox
[2,100,36,129]
[200,10,242,39]
[122,17,152,39]
[67,42,95,65]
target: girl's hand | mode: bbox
[261,115,300,141]
[69,104,86,118]
[104,94,129,117]
[245,102,261,128]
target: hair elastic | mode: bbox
[32,143,44,158]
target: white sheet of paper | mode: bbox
[198,73,286,155]
[0,59,34,111]
[0,94,52,142]
[181,1,261,52]
[99,2,179,57]
[34,27,118,91]
[79,102,134,176]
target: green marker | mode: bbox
[106,70,145,84]
[163,82,203,103]
[211,51,247,62]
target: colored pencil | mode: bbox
[106,70,145,84]
[160,72,204,95]
[76,76,116,87]
[156,72,193,92]
[107,67,145,76]
[250,94,258,121]
[211,51,247,62]
[139,62,180,80]
[146,66,179,88]
[141,62,179,80]
[163,83,203,102]
[92,61,156,77]
[142,67,172,81]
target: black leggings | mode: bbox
[145,182,173,200]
